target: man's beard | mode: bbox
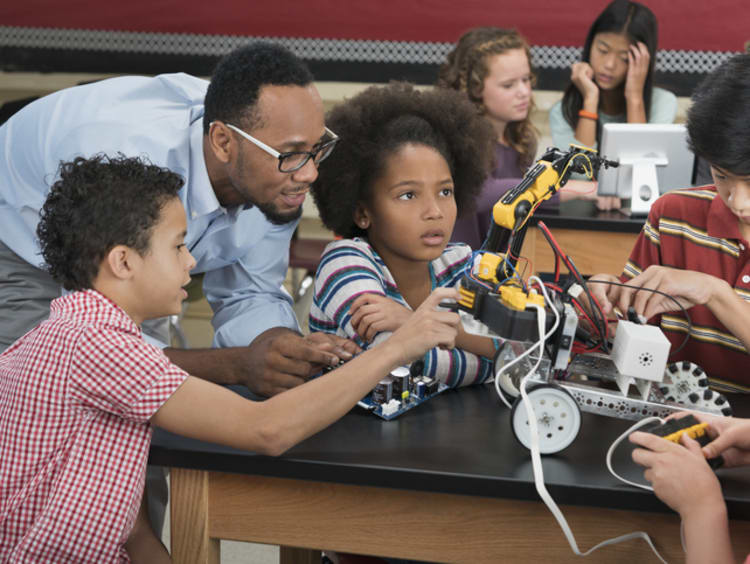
[255,200,304,225]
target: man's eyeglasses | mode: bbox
[215,121,339,173]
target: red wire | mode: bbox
[537,221,609,344]
[571,297,596,333]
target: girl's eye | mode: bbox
[176,243,186,252]
[397,192,415,200]
[441,188,454,197]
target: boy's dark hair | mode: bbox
[37,154,184,291]
[311,82,495,239]
[687,54,750,176]
[203,42,314,134]
[561,0,658,136]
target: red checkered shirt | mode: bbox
[622,187,750,391]
[0,290,188,562]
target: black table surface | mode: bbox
[532,199,646,234]
[150,384,750,520]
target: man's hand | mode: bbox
[349,293,412,342]
[164,329,360,398]
[629,430,724,518]
[241,328,359,397]
[303,331,360,368]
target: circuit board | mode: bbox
[357,373,449,420]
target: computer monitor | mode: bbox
[597,123,695,215]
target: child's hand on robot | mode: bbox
[586,266,715,322]
[613,266,712,320]
[584,273,621,319]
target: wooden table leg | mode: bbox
[280,546,322,564]
[170,468,220,564]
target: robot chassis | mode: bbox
[456,145,731,454]
[476,313,732,454]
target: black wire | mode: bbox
[585,279,692,356]
[537,224,610,351]
[565,256,610,353]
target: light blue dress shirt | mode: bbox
[0,73,299,348]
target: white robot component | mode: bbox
[611,321,671,398]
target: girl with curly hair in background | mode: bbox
[438,27,618,249]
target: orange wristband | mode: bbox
[578,109,598,121]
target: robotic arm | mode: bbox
[458,145,618,342]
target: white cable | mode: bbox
[605,417,663,491]
[493,276,559,409]
[494,373,515,409]
[512,285,669,563]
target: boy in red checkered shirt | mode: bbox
[0,155,460,562]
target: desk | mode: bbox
[521,200,646,276]
[150,386,750,564]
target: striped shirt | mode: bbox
[0,290,188,562]
[309,238,494,387]
[623,187,750,391]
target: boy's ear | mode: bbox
[104,245,138,281]
[353,204,371,230]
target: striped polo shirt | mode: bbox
[622,187,750,391]
[309,238,494,388]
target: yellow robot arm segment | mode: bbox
[499,284,546,311]
[491,158,562,230]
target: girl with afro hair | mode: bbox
[309,82,500,388]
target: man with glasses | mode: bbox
[0,41,355,391]
[0,44,358,532]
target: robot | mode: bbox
[456,145,731,454]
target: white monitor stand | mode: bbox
[619,154,668,215]
[598,123,694,217]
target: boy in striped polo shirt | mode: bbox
[589,54,750,391]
